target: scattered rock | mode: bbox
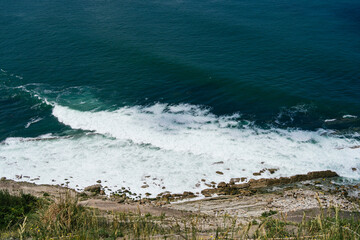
[253,172,261,176]
[141,184,149,188]
[0,177,6,181]
[96,180,102,183]
[218,182,227,188]
[352,168,357,171]
[201,179,206,182]
[216,171,224,175]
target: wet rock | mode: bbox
[217,182,227,188]
[84,184,102,193]
[230,178,240,184]
[212,161,224,165]
[216,171,224,175]
[306,170,338,179]
[182,191,195,197]
[253,172,261,176]
[268,168,278,174]
[201,188,217,197]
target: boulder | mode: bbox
[84,184,102,193]
[229,178,240,184]
[201,188,217,197]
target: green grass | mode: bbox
[0,190,359,239]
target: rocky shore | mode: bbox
[1,170,359,223]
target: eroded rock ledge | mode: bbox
[201,170,338,197]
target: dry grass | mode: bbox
[0,191,359,239]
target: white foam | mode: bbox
[1,103,359,197]
[25,117,43,128]
[324,119,337,122]
[343,115,357,119]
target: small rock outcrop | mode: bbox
[84,184,102,194]
[201,170,339,197]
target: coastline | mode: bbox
[1,171,360,238]
[1,170,359,214]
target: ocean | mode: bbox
[0,0,359,196]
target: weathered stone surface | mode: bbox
[201,188,217,197]
[200,170,339,197]
[84,184,101,193]
[268,168,278,174]
[232,183,250,189]
[230,178,240,184]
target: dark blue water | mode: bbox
[1,0,360,193]
[1,0,360,141]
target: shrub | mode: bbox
[0,190,38,229]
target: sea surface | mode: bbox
[1,0,360,196]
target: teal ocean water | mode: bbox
[0,0,359,195]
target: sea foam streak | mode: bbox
[0,103,359,196]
